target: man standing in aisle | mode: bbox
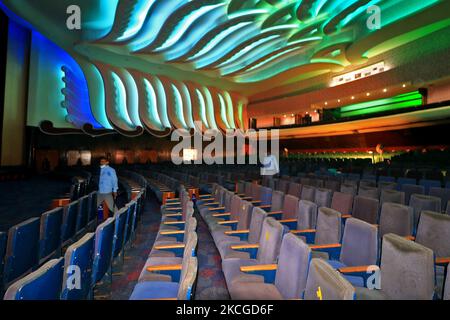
[97,156,118,217]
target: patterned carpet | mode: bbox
[95,192,230,300]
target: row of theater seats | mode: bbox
[130,187,198,300]
[1,175,147,300]
[196,180,450,300]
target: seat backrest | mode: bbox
[275,233,311,299]
[256,218,284,264]
[409,194,441,228]
[314,188,332,208]
[358,186,379,200]
[331,192,353,215]
[76,195,90,234]
[325,180,340,192]
[237,200,253,230]
[352,195,380,224]
[39,207,63,263]
[380,233,435,300]
[250,183,261,201]
[177,257,198,300]
[229,195,242,220]
[444,266,450,300]
[380,189,405,205]
[4,217,40,286]
[340,218,378,266]
[379,203,414,237]
[4,258,64,300]
[288,182,302,198]
[297,200,318,230]
[282,195,299,219]
[270,191,284,212]
[378,181,398,191]
[244,182,253,198]
[315,207,342,245]
[415,210,450,257]
[304,259,355,300]
[419,179,442,194]
[301,185,315,202]
[61,233,95,300]
[61,200,79,245]
[223,191,234,212]
[248,207,269,244]
[92,217,115,284]
[88,192,98,223]
[258,186,272,206]
[340,183,357,196]
[236,181,245,195]
[277,179,290,194]
[112,207,129,259]
[402,184,425,204]
[429,187,450,212]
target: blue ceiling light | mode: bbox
[179,82,195,129]
[152,76,171,128]
[218,93,231,129]
[117,0,156,42]
[143,78,163,129]
[111,71,135,127]
[195,88,210,129]
[222,91,236,129]
[122,69,142,126]
[171,84,188,129]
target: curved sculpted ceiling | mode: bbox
[1,0,449,136]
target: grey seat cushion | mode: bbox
[229,282,283,300]
[222,258,263,289]
[340,218,378,267]
[352,195,380,224]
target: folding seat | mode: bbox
[75,195,90,238]
[111,207,129,265]
[303,259,355,300]
[314,188,332,208]
[60,233,95,300]
[301,185,315,202]
[325,179,341,192]
[159,201,194,232]
[277,179,290,194]
[331,192,353,216]
[87,192,98,230]
[129,256,197,300]
[321,218,379,287]
[355,233,434,300]
[228,233,311,300]
[409,194,441,228]
[429,187,450,212]
[378,175,395,183]
[4,258,64,300]
[214,206,266,260]
[296,200,318,230]
[39,207,63,265]
[444,267,450,300]
[252,186,272,206]
[397,177,417,189]
[3,217,40,288]
[346,173,361,181]
[299,177,311,187]
[378,181,397,190]
[402,183,425,204]
[138,232,197,283]
[359,180,376,189]
[380,189,405,205]
[291,207,342,250]
[259,190,284,213]
[61,200,80,248]
[91,218,115,290]
[340,183,357,196]
[203,191,234,228]
[222,217,285,289]
[287,182,302,198]
[351,196,380,224]
[379,203,414,237]
[419,179,442,194]
[358,186,379,200]
[268,194,299,221]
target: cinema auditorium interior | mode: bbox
[0,0,450,303]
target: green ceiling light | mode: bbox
[111,71,134,127]
[337,91,423,117]
[171,84,188,129]
[218,93,232,129]
[201,87,219,130]
[143,78,163,129]
[195,88,210,129]
[223,91,236,129]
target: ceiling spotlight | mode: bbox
[337,99,341,103]
[402,84,406,88]
[383,88,387,92]
[291,114,294,117]
[351,96,355,100]
[283,114,287,118]
[325,102,328,105]
[366,93,370,96]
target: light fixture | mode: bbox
[325,102,328,105]
[402,84,406,88]
[351,96,355,100]
[291,113,295,117]
[366,93,370,96]
[383,88,387,92]
[283,114,287,118]
[337,99,341,103]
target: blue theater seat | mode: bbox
[112,207,129,264]
[75,195,90,237]
[39,207,63,265]
[61,233,95,300]
[87,192,98,230]
[124,202,136,247]
[3,217,40,288]
[61,200,80,247]
[397,177,417,190]
[419,179,442,194]
[4,258,64,300]
[0,232,6,292]
[91,218,115,289]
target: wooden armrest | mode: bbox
[279,219,297,223]
[267,211,283,216]
[146,264,182,272]
[338,265,373,274]
[310,243,341,250]
[240,264,278,272]
[163,213,182,217]
[159,230,185,235]
[218,220,238,225]
[200,198,214,201]
[258,205,271,209]
[163,221,186,225]
[224,230,249,235]
[205,202,220,206]
[154,244,185,250]
[436,257,450,265]
[212,213,231,217]
[342,214,352,219]
[405,235,416,241]
[199,194,212,198]
[165,207,182,211]
[230,244,260,250]
[237,193,246,197]
[251,200,261,204]
[209,206,225,211]
[291,229,316,234]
